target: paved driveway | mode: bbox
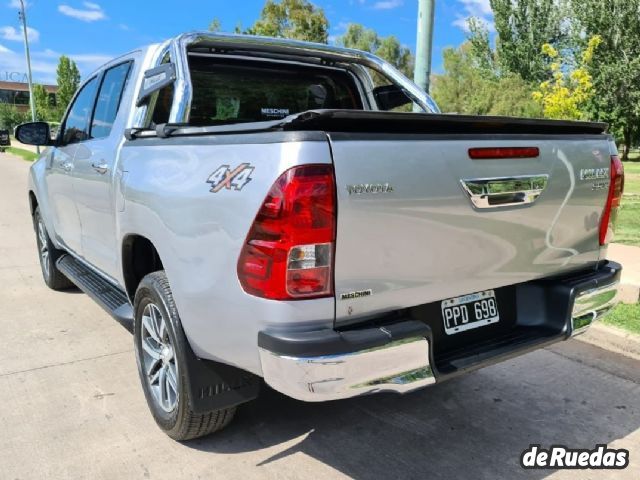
[1,152,638,479]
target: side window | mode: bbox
[91,62,132,139]
[151,85,174,126]
[62,77,99,145]
[149,52,174,127]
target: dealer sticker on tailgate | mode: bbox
[441,290,499,335]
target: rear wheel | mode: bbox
[133,271,236,440]
[34,207,73,290]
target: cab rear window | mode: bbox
[187,55,362,126]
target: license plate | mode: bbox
[441,290,499,335]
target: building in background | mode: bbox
[0,76,58,113]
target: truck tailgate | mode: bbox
[330,133,612,324]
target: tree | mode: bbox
[532,36,601,120]
[0,103,30,131]
[55,55,80,117]
[472,0,567,83]
[432,43,542,117]
[245,0,329,44]
[337,23,378,52]
[467,18,497,73]
[33,84,54,121]
[572,0,640,160]
[336,23,413,78]
[376,36,413,78]
[208,18,221,33]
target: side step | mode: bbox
[57,255,133,332]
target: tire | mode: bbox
[34,207,74,290]
[133,271,236,440]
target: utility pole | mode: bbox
[18,0,39,153]
[414,0,435,94]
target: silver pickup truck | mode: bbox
[17,32,623,441]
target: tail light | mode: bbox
[599,155,625,246]
[237,164,336,300]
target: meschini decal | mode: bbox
[520,445,629,470]
[340,289,373,300]
[207,163,254,193]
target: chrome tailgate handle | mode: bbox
[460,175,549,209]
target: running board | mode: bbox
[56,255,133,332]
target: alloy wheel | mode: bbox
[37,219,50,279]
[140,303,179,412]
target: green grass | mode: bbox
[4,146,38,162]
[616,161,640,247]
[602,303,640,335]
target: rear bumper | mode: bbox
[258,321,435,402]
[570,273,620,334]
[259,261,621,402]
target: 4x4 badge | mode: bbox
[207,163,254,193]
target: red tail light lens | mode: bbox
[599,155,625,246]
[237,164,336,300]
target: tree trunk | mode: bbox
[622,127,631,161]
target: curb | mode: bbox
[618,283,640,304]
[575,322,640,362]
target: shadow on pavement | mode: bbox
[185,347,639,479]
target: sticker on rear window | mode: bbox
[261,108,290,118]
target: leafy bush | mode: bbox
[0,104,30,131]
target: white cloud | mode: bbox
[373,0,402,10]
[58,2,106,22]
[0,49,61,84]
[0,25,39,42]
[461,0,492,16]
[0,46,114,84]
[453,0,495,32]
[69,52,113,65]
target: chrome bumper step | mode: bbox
[56,255,133,331]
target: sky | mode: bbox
[0,0,494,85]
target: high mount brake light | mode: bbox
[469,147,540,159]
[237,164,336,300]
[599,155,625,246]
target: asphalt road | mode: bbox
[1,152,639,480]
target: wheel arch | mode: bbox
[28,190,38,216]
[121,234,164,301]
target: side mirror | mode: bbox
[373,84,412,111]
[14,122,52,146]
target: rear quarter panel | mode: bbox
[118,132,334,375]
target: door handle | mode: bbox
[92,162,108,175]
[62,162,73,172]
[460,175,549,209]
